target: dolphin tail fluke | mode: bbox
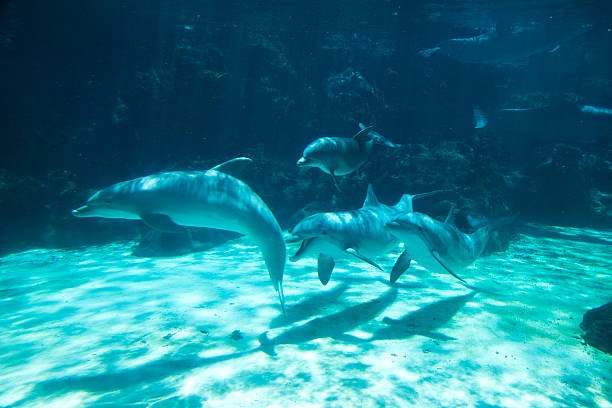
[373,134,401,148]
[358,123,400,148]
[470,214,518,232]
[258,332,277,356]
[470,214,519,256]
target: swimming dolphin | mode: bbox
[385,209,514,285]
[288,185,445,285]
[296,123,400,190]
[417,22,590,66]
[71,157,287,313]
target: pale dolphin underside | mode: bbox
[72,157,287,313]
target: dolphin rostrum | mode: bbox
[72,157,287,313]
[296,123,400,190]
[386,209,514,285]
[288,185,445,285]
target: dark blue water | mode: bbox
[0,1,610,406]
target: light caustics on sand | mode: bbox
[0,226,610,407]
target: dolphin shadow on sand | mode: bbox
[268,283,350,329]
[11,350,249,407]
[258,288,398,355]
[344,291,477,343]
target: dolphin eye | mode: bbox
[104,199,112,203]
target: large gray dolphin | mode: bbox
[288,185,444,285]
[386,210,514,285]
[297,123,400,190]
[72,157,287,312]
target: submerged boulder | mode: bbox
[132,228,239,257]
[580,301,612,355]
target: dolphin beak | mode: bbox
[296,157,307,167]
[71,205,88,217]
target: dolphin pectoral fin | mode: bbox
[210,157,253,178]
[290,238,313,262]
[140,213,185,233]
[430,250,467,283]
[390,250,412,284]
[344,248,383,271]
[317,254,335,285]
[330,171,342,192]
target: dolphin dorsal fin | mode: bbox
[362,184,381,207]
[210,157,254,178]
[352,125,374,142]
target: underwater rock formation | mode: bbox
[132,228,239,258]
[580,302,612,355]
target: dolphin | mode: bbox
[385,209,514,285]
[296,123,400,190]
[417,23,590,67]
[71,157,287,313]
[288,185,445,285]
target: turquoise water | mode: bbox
[0,224,610,407]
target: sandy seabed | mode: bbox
[0,224,610,407]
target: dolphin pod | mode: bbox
[72,157,286,313]
[288,184,447,285]
[73,123,514,315]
